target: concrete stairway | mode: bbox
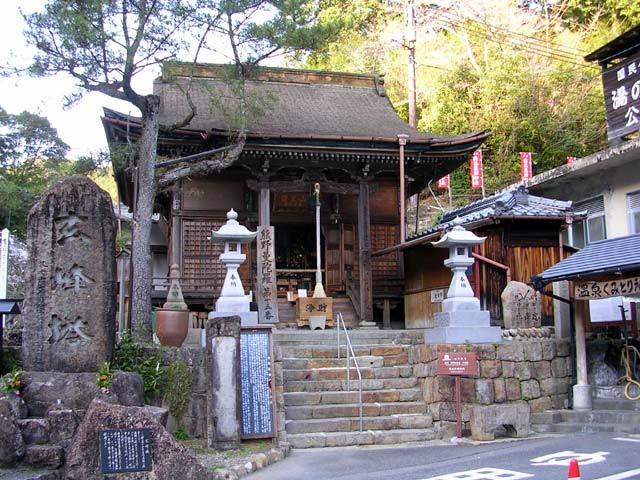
[530,385,640,434]
[275,330,436,448]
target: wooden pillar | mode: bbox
[171,186,181,267]
[259,182,270,226]
[383,299,391,330]
[572,302,592,410]
[358,181,375,326]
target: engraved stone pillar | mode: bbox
[205,315,241,449]
[22,176,117,372]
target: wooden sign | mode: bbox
[600,53,640,142]
[296,297,334,327]
[256,227,278,323]
[99,428,152,474]
[240,328,275,438]
[574,276,640,300]
[437,352,477,376]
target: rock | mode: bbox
[23,371,143,417]
[65,399,211,480]
[24,445,64,469]
[18,418,50,445]
[501,281,542,329]
[22,175,117,373]
[47,408,79,444]
[4,393,28,419]
[0,396,25,466]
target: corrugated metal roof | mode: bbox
[532,234,640,286]
[408,185,573,241]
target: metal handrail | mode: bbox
[336,312,363,432]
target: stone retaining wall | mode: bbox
[408,339,572,437]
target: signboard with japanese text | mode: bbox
[296,297,334,327]
[574,276,640,300]
[240,328,275,438]
[437,352,477,376]
[519,152,533,180]
[256,227,278,324]
[470,150,484,189]
[601,53,640,142]
[99,428,152,474]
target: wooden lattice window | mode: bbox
[182,218,225,291]
[370,224,399,280]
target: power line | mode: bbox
[432,9,589,66]
[433,16,590,69]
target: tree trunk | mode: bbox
[130,95,160,341]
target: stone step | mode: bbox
[24,444,64,470]
[535,422,640,434]
[280,344,410,359]
[557,409,640,424]
[273,330,423,347]
[283,365,413,382]
[285,413,433,435]
[284,388,423,406]
[285,401,427,420]
[287,427,437,448]
[530,408,640,435]
[283,376,419,393]
[282,355,385,370]
[593,397,640,411]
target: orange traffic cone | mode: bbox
[568,458,581,479]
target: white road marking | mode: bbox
[594,468,640,480]
[418,468,534,480]
[613,437,640,443]
[530,450,610,466]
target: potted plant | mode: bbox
[155,264,190,347]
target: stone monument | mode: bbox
[22,176,116,372]
[501,281,542,329]
[208,209,258,326]
[425,218,502,344]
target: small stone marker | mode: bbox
[501,281,542,329]
[22,176,116,372]
[99,428,152,473]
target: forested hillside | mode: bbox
[300,0,640,204]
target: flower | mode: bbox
[96,362,112,391]
[1,370,25,396]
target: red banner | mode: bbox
[437,174,450,189]
[519,152,533,180]
[566,156,576,165]
[470,150,483,189]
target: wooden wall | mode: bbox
[404,220,564,328]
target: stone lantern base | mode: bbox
[425,309,502,344]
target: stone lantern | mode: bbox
[425,217,502,344]
[209,209,258,325]
[433,217,485,311]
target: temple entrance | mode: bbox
[274,223,324,295]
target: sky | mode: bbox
[0,1,152,159]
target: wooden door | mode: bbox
[325,224,356,294]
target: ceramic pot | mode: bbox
[155,309,189,347]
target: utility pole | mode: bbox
[406,0,417,128]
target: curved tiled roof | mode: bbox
[154,63,486,143]
[408,185,573,242]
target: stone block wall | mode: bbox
[408,339,572,436]
[158,347,208,439]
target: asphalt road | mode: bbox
[248,432,640,480]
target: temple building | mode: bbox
[102,63,490,327]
